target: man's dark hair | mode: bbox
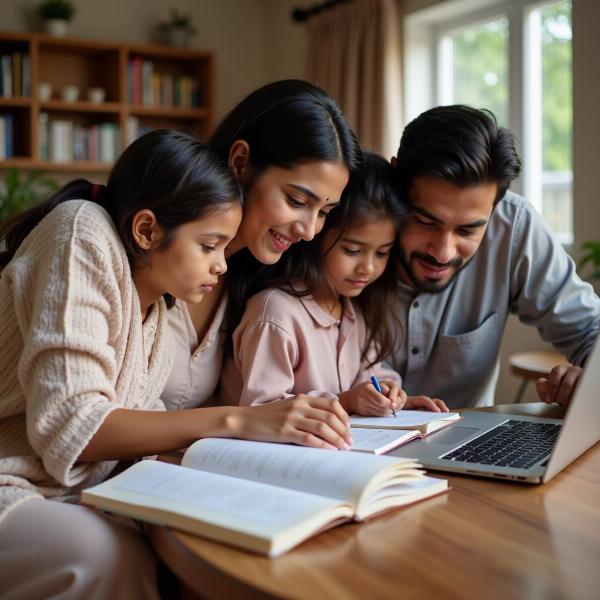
[394,105,522,202]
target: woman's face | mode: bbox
[234,160,350,264]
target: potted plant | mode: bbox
[157,9,197,48]
[37,0,76,38]
[579,241,600,282]
[0,168,59,224]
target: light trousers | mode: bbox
[0,497,161,599]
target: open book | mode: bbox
[350,410,461,437]
[82,438,447,557]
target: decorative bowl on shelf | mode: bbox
[87,87,106,103]
[61,85,79,102]
[38,82,52,101]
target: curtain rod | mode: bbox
[291,0,351,23]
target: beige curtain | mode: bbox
[306,0,403,159]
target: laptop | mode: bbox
[391,337,600,483]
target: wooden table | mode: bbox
[148,404,600,600]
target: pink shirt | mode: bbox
[219,287,402,406]
[161,296,228,410]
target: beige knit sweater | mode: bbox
[0,200,174,522]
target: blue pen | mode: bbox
[370,375,397,418]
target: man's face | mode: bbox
[397,176,497,293]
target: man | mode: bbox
[389,105,600,409]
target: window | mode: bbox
[405,0,573,244]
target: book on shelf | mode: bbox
[127,57,199,108]
[0,53,30,98]
[82,438,448,557]
[350,410,461,436]
[0,113,14,160]
[41,117,120,163]
[0,55,12,98]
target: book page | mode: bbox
[350,410,460,431]
[350,428,418,454]
[91,460,345,536]
[182,438,417,505]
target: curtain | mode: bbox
[306,0,403,159]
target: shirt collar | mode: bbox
[298,293,357,328]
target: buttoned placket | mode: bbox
[404,295,426,390]
[337,304,357,392]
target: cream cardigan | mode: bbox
[0,200,174,521]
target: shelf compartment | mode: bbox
[38,44,121,104]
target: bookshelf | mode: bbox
[0,31,214,172]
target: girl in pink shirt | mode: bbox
[221,153,449,416]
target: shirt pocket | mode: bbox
[436,312,500,378]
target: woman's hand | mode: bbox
[338,380,406,416]
[233,395,352,450]
[404,395,449,412]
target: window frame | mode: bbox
[405,0,573,244]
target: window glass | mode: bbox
[540,0,572,243]
[447,16,509,126]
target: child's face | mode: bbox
[321,218,397,298]
[234,161,349,265]
[137,202,242,305]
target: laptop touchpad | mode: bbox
[424,426,480,445]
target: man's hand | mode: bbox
[536,364,583,406]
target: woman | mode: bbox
[162,79,363,414]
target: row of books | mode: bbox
[39,113,120,163]
[0,113,14,159]
[127,56,201,108]
[0,53,31,98]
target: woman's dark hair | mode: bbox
[0,130,242,306]
[218,79,363,350]
[394,105,522,202]
[209,79,362,176]
[246,152,407,366]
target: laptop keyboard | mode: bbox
[441,420,562,469]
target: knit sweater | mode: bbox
[0,200,174,522]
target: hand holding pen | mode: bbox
[370,375,397,418]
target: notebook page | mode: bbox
[350,428,418,453]
[350,410,460,429]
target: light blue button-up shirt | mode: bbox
[388,192,600,408]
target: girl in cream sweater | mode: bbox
[0,129,350,599]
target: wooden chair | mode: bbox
[508,350,570,403]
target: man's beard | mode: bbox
[397,248,468,294]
